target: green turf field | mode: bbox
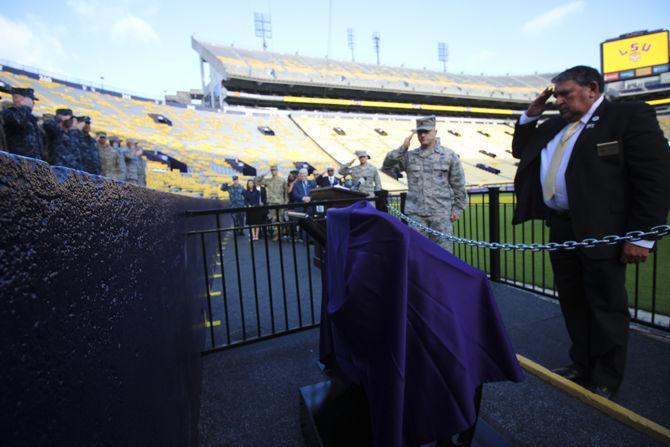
[444,192,668,317]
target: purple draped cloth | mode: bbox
[319,201,524,447]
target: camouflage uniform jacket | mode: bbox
[137,157,147,186]
[254,174,287,204]
[221,183,246,208]
[1,106,44,160]
[75,132,101,175]
[44,118,81,170]
[338,163,382,197]
[99,144,127,180]
[384,144,467,217]
[124,150,141,184]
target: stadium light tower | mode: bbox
[254,12,272,50]
[372,32,381,65]
[438,42,448,72]
[347,28,355,62]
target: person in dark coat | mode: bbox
[512,65,670,399]
[44,108,81,170]
[1,87,44,160]
[242,179,264,241]
[315,166,342,187]
[73,116,101,175]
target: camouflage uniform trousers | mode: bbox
[265,202,287,239]
[407,213,455,253]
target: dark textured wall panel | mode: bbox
[0,152,211,446]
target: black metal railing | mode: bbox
[187,187,668,354]
[451,187,668,332]
[187,196,382,353]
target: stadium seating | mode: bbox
[197,39,555,101]
[4,66,667,197]
[292,113,518,185]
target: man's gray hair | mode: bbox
[551,65,604,93]
[298,168,308,175]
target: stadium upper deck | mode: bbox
[193,37,556,102]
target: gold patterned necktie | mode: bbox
[543,121,581,202]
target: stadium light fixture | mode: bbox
[438,42,448,73]
[372,32,381,65]
[347,28,355,62]
[254,12,272,50]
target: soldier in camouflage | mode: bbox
[44,108,81,170]
[221,175,246,234]
[124,139,146,185]
[100,135,127,180]
[1,87,44,160]
[136,143,147,187]
[255,164,288,240]
[383,116,467,252]
[73,116,101,175]
[338,150,382,197]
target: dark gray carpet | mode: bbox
[199,328,323,447]
[198,276,670,446]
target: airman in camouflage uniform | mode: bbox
[1,87,44,160]
[73,116,101,175]
[338,150,382,197]
[384,116,467,252]
[99,134,127,180]
[255,164,288,240]
[221,175,246,234]
[44,108,81,170]
[124,139,146,186]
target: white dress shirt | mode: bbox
[519,95,652,249]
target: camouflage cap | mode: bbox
[96,131,107,138]
[270,164,278,170]
[11,87,38,101]
[415,115,436,131]
[232,175,239,180]
[76,116,91,124]
[355,150,370,159]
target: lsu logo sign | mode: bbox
[601,30,669,73]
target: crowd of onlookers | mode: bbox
[0,87,146,185]
[221,164,367,241]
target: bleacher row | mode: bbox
[3,68,669,200]
[197,38,555,101]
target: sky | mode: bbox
[1,0,669,98]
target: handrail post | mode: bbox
[375,189,389,212]
[488,187,501,282]
[400,192,407,214]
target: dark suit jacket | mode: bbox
[315,175,341,188]
[512,99,670,258]
[290,180,316,203]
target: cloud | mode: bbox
[522,1,585,34]
[67,1,160,45]
[111,15,160,45]
[0,14,70,74]
[66,0,96,19]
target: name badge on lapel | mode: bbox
[596,140,621,157]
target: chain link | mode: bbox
[388,207,670,252]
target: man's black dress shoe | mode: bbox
[552,364,587,382]
[590,385,617,400]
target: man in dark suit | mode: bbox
[290,168,316,203]
[315,166,341,188]
[512,65,670,399]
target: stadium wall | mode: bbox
[0,152,212,446]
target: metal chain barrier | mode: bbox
[388,207,670,252]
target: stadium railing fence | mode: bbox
[187,188,668,353]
